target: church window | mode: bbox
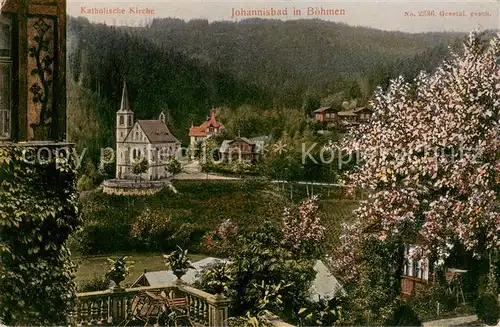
[128,116,132,126]
[119,116,124,125]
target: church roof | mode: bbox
[137,120,180,144]
[189,109,224,137]
[118,81,132,112]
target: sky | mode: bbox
[67,0,499,33]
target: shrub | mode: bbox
[78,274,110,292]
[203,219,239,256]
[75,220,104,254]
[76,220,127,254]
[474,293,500,325]
[282,196,326,260]
[130,207,171,251]
[384,303,422,326]
[297,298,344,326]
[165,157,182,175]
[194,260,232,295]
[77,174,95,191]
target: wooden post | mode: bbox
[208,294,231,327]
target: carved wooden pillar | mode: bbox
[1,0,66,142]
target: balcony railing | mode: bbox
[70,284,231,327]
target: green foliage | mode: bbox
[297,299,344,326]
[261,131,340,183]
[78,274,109,292]
[346,237,404,324]
[76,180,285,254]
[98,147,115,180]
[228,310,275,327]
[194,261,233,295]
[76,180,357,258]
[163,246,195,278]
[201,161,261,177]
[105,256,134,287]
[76,174,95,191]
[165,156,182,175]
[197,221,317,323]
[474,293,500,325]
[230,221,316,317]
[67,78,113,179]
[130,207,171,251]
[0,145,81,325]
[132,158,148,178]
[74,219,118,254]
[383,302,421,326]
[433,266,459,312]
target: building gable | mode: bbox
[123,122,149,143]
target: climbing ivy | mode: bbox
[0,144,81,325]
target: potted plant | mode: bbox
[105,256,133,290]
[163,246,195,281]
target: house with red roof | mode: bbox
[188,108,224,150]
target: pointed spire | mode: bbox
[119,80,131,112]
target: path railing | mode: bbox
[69,284,231,327]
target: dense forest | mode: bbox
[67,16,465,179]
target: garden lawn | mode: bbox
[76,180,359,256]
[73,252,207,290]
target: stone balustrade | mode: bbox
[70,284,231,327]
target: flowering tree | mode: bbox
[331,32,500,284]
[204,219,239,255]
[282,196,326,259]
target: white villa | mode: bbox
[115,81,181,181]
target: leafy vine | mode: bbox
[0,145,81,325]
[28,18,54,126]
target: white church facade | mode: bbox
[115,81,181,181]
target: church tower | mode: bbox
[116,80,134,142]
[116,80,134,179]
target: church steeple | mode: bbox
[119,80,131,112]
[116,80,134,144]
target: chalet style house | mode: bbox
[313,106,373,129]
[189,109,224,149]
[115,81,180,180]
[219,137,265,163]
[313,106,337,123]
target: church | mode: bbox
[115,81,181,181]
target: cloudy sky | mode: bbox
[68,0,499,33]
